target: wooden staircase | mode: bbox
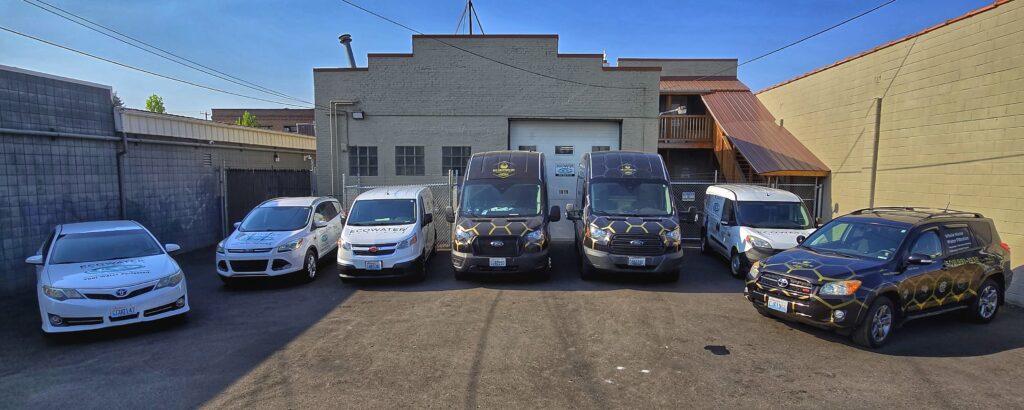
[711,121,763,183]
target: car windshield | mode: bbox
[347,199,417,226]
[240,206,310,232]
[736,201,812,229]
[461,182,541,217]
[590,181,672,217]
[802,220,909,260]
[49,229,164,264]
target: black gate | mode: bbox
[225,169,312,230]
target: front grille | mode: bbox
[758,272,814,299]
[227,248,273,253]
[354,249,396,256]
[351,243,397,248]
[609,234,665,256]
[84,286,155,300]
[473,236,520,257]
[109,313,139,322]
[230,260,269,272]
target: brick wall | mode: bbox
[756,0,1024,303]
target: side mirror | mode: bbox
[164,243,181,254]
[444,206,455,223]
[548,206,561,222]
[565,204,581,221]
[233,222,241,230]
[25,255,43,265]
[313,220,329,229]
[796,235,806,244]
[815,217,823,228]
[906,253,934,265]
[423,213,433,226]
[339,217,346,226]
[719,220,730,227]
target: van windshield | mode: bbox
[348,199,417,226]
[240,207,311,232]
[461,182,541,217]
[590,181,672,217]
[736,201,812,229]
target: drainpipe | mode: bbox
[869,97,882,208]
[114,107,128,219]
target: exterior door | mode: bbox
[898,227,946,312]
[713,198,736,255]
[509,120,620,241]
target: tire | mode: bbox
[700,230,710,255]
[454,269,470,281]
[663,270,680,283]
[412,255,428,282]
[968,278,1001,323]
[300,249,318,283]
[579,252,597,281]
[852,296,896,348]
[729,250,748,278]
[218,275,237,287]
[754,307,773,318]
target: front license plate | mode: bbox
[110,306,136,318]
[489,258,506,267]
[627,257,646,267]
[767,297,788,313]
[365,261,382,270]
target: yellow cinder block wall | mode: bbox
[757,0,1024,303]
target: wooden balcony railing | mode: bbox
[659,114,714,147]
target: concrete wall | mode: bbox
[756,0,1024,303]
[313,35,661,193]
[618,59,737,77]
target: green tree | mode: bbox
[235,111,260,127]
[111,91,124,108]
[145,94,165,113]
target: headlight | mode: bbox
[748,261,762,280]
[155,271,184,289]
[398,235,419,249]
[819,280,862,296]
[276,238,304,253]
[525,230,543,242]
[338,238,351,250]
[745,235,772,249]
[42,285,83,301]
[455,227,474,243]
[216,241,225,254]
[663,227,681,242]
[588,224,610,242]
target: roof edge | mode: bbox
[413,34,558,39]
[618,58,738,62]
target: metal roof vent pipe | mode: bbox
[339,34,356,68]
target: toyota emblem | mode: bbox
[115,288,128,297]
[777,278,790,288]
[368,246,379,253]
[629,240,643,246]
[490,240,505,247]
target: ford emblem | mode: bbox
[490,240,505,247]
[630,240,643,246]
[115,288,128,297]
[777,278,790,288]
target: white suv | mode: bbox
[216,197,344,284]
[338,186,437,281]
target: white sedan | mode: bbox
[26,221,189,333]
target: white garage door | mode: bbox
[509,120,620,241]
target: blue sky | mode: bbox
[0,0,993,118]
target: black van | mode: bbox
[565,151,696,281]
[445,151,560,279]
[745,207,1013,348]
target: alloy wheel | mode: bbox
[871,305,892,343]
[307,254,317,279]
[979,285,998,319]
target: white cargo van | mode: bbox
[337,186,436,281]
[701,185,817,277]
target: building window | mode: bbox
[592,146,610,152]
[395,146,425,176]
[349,146,378,176]
[442,146,472,176]
[518,145,537,152]
[555,146,574,155]
[283,125,297,133]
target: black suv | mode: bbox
[744,207,1013,348]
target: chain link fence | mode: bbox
[338,173,457,250]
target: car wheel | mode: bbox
[413,255,428,282]
[729,251,747,278]
[301,249,318,283]
[700,231,710,255]
[663,270,680,283]
[580,253,597,281]
[218,275,237,287]
[969,279,1001,323]
[754,306,773,319]
[852,296,895,348]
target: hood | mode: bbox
[760,248,887,283]
[587,215,680,235]
[746,227,816,250]
[45,255,179,289]
[224,230,300,250]
[343,224,416,244]
[456,216,545,237]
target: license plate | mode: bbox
[110,306,136,318]
[489,258,506,267]
[365,261,382,270]
[767,297,788,313]
[627,257,646,267]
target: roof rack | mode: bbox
[850,207,983,219]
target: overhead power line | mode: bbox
[22,0,317,107]
[0,25,317,109]
[339,0,644,91]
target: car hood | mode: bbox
[343,224,416,244]
[760,248,887,283]
[224,230,301,250]
[746,227,817,250]
[45,255,179,289]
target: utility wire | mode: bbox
[339,0,644,90]
[471,3,485,35]
[22,0,318,107]
[695,0,898,81]
[454,1,468,34]
[0,25,318,109]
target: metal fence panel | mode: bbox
[225,169,312,233]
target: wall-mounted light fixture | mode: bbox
[274,153,280,162]
[352,111,365,120]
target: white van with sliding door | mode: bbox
[337,186,437,281]
[701,185,817,277]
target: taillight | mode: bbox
[1000,242,1011,252]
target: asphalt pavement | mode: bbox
[1,243,1023,409]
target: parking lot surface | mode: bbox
[2,243,1023,409]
